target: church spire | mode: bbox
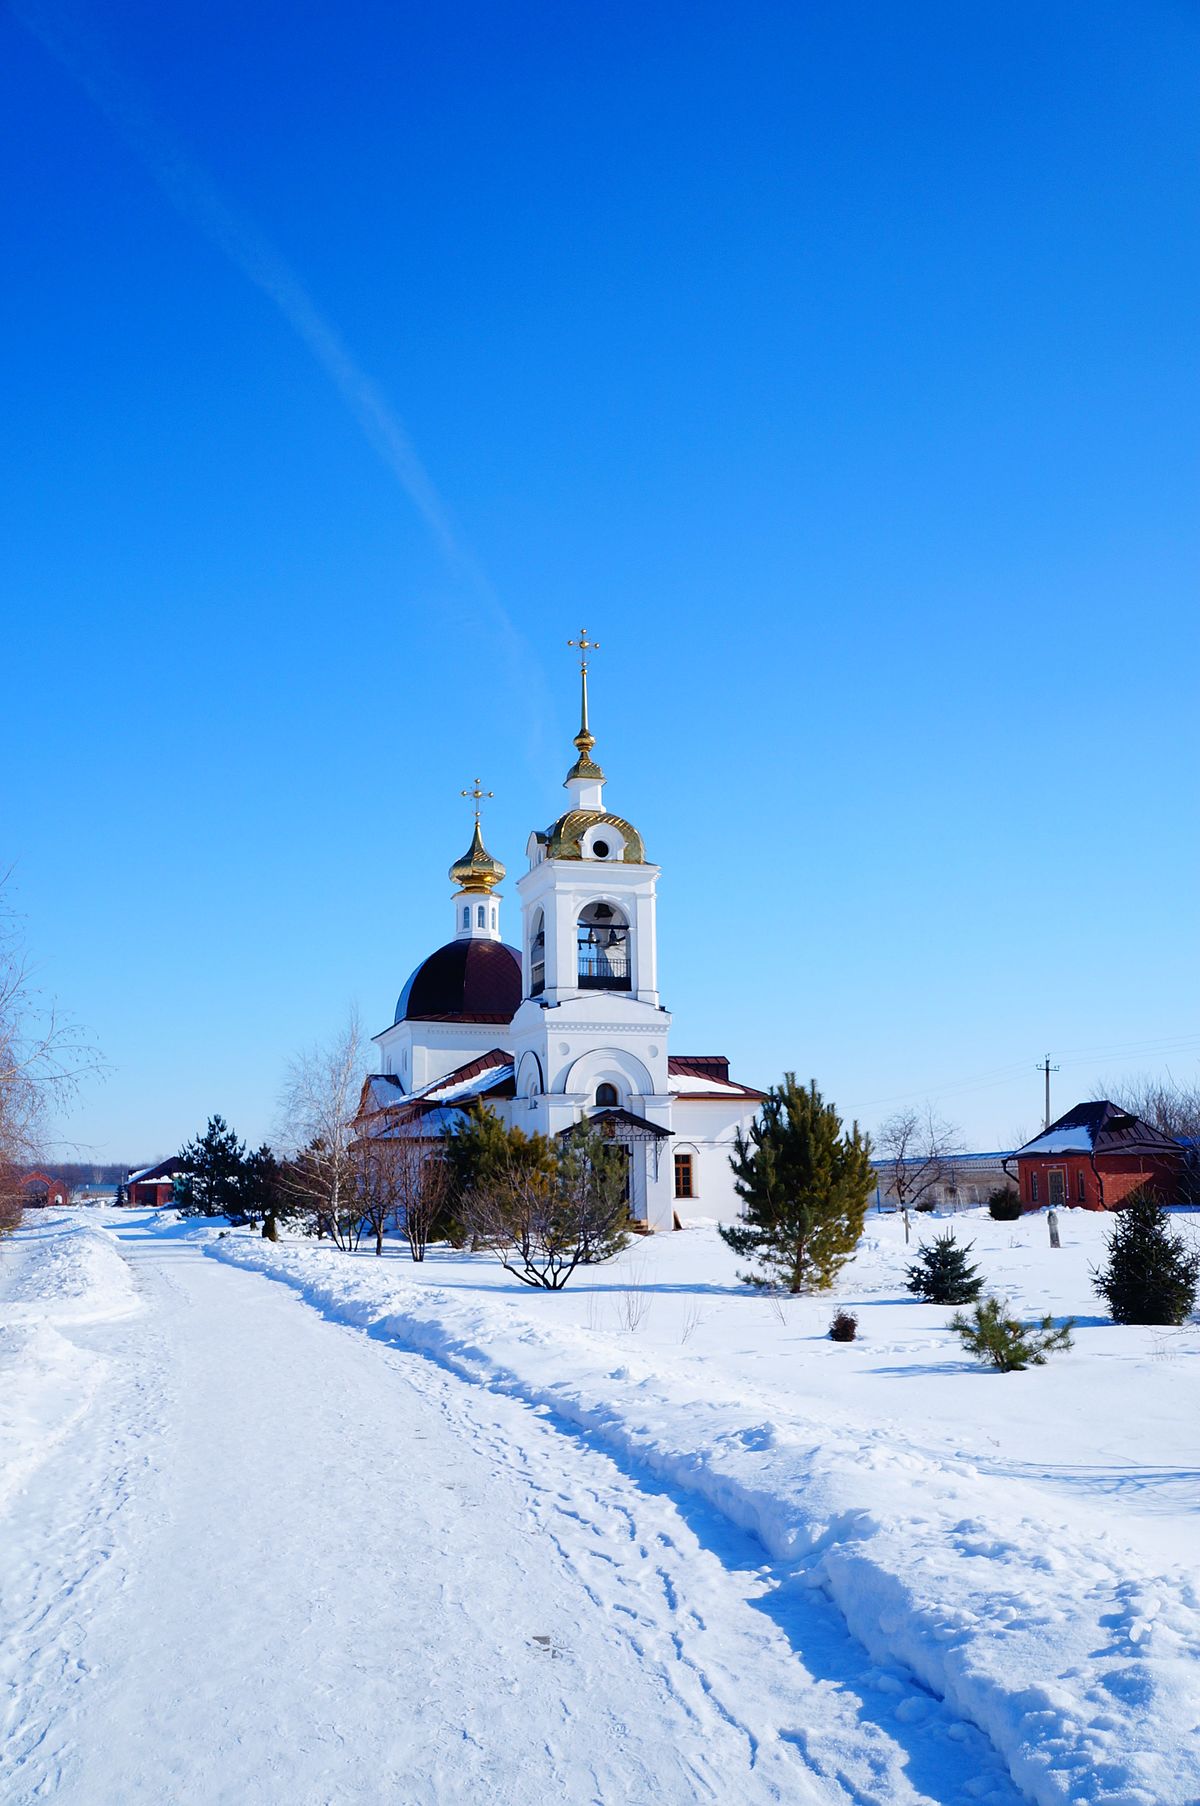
[565,629,606,794]
[449,780,504,940]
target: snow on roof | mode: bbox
[363,1075,405,1112]
[361,1051,513,1111]
[1018,1126,1095,1155]
[128,1160,181,1183]
[368,1105,465,1141]
[666,1055,765,1101]
[425,1061,514,1105]
[668,1072,748,1096]
[1015,1100,1182,1161]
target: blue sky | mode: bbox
[4,0,1198,1162]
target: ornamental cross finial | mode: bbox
[566,629,602,763]
[460,778,493,822]
[568,628,600,671]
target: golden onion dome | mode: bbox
[542,809,646,863]
[448,819,506,893]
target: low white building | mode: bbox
[362,643,763,1229]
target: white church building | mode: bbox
[358,636,763,1230]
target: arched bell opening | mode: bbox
[529,907,546,997]
[576,901,631,991]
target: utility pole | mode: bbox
[1037,1055,1060,1131]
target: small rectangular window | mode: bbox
[1077,1169,1086,1202]
[674,1153,695,1200]
[1031,1173,1039,1204]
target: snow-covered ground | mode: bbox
[1,1205,1198,1805]
[0,1215,141,1517]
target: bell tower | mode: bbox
[506,633,675,1229]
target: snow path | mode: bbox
[0,1218,1021,1806]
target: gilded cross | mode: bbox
[568,628,600,672]
[461,779,493,822]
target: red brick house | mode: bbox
[126,1158,183,1208]
[1008,1101,1185,1211]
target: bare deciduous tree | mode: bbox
[1094,1075,1200,1202]
[277,1011,367,1250]
[350,1132,449,1260]
[0,870,99,1194]
[876,1106,963,1215]
[1093,1075,1200,1143]
[388,1135,449,1263]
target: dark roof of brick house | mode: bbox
[1016,1100,1183,1161]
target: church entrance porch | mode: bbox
[578,1106,673,1231]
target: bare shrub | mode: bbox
[617,1266,652,1332]
[679,1299,705,1345]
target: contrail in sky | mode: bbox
[7,0,529,671]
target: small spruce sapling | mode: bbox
[828,1309,858,1342]
[1092,1190,1199,1326]
[950,1294,1074,1371]
[905,1230,984,1305]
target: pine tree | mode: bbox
[719,1074,873,1293]
[906,1230,985,1304]
[1092,1190,1199,1326]
[175,1115,249,1219]
[243,1143,282,1238]
[442,1102,547,1247]
[951,1295,1074,1371]
[444,1101,522,1195]
[113,1180,126,1209]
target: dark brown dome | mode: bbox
[395,940,522,1024]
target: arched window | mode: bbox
[577,901,631,991]
[477,904,486,928]
[462,906,469,929]
[529,908,546,997]
[596,1082,618,1108]
[491,906,497,930]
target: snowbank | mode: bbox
[206,1230,1200,1806]
[5,1215,142,1328]
[0,1321,108,1517]
[0,1215,141,1518]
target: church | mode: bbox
[356,634,764,1230]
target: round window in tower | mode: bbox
[592,839,610,858]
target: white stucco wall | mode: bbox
[669,1097,758,1222]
